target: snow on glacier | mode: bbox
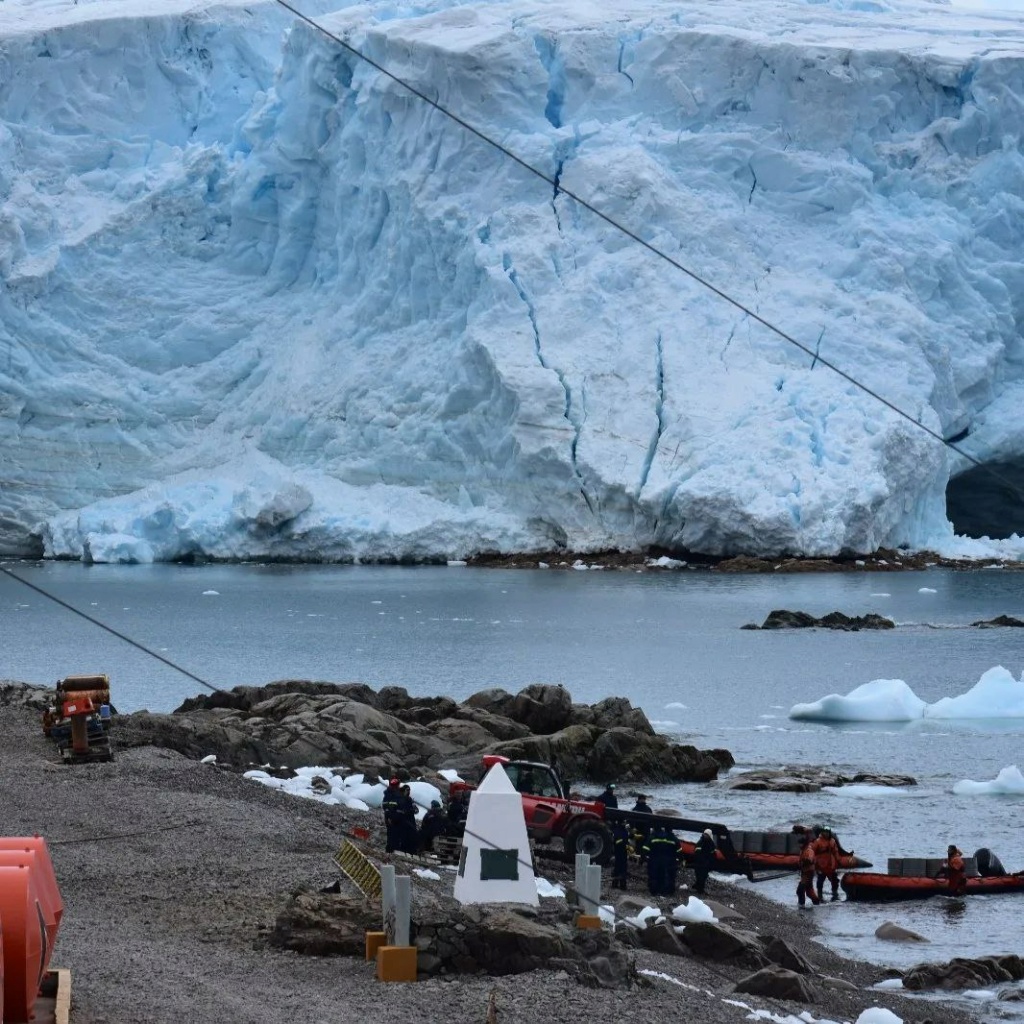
[3,0,1024,561]
[790,665,1024,721]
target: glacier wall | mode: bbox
[2,0,1023,562]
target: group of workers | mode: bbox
[381,777,464,855]
[380,773,977,909]
[796,826,842,907]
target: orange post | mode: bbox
[375,946,417,982]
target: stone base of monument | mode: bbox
[365,931,387,962]
[376,945,418,982]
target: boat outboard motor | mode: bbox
[974,847,1008,877]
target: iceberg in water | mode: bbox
[953,765,1024,797]
[789,679,928,722]
[790,666,1024,722]
[926,666,1024,719]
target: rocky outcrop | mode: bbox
[741,610,895,631]
[110,680,733,784]
[720,767,916,793]
[902,955,1024,991]
[271,891,637,987]
[972,615,1024,628]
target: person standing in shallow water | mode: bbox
[937,844,967,895]
[797,835,821,908]
[813,827,841,902]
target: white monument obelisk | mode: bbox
[453,762,538,906]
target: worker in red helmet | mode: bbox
[382,777,402,853]
[813,827,841,902]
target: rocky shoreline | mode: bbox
[113,680,735,784]
[468,548,1024,573]
[0,683,995,1024]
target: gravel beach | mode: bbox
[1,690,979,1024]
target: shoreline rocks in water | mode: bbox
[741,610,895,631]
[113,680,735,785]
[720,767,917,793]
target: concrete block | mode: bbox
[365,931,387,962]
[376,945,418,982]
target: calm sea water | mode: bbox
[2,560,1023,1000]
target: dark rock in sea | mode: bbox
[875,921,929,943]
[720,767,916,792]
[903,954,1024,991]
[741,610,895,631]
[971,615,1024,628]
[113,680,732,784]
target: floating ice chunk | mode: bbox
[790,679,927,722]
[824,784,914,798]
[447,560,467,566]
[926,666,1024,719]
[650,719,680,729]
[647,556,686,568]
[665,701,688,710]
[872,979,904,990]
[202,589,219,596]
[953,764,1024,796]
[918,587,937,593]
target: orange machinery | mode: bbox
[0,837,63,1023]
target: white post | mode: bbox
[381,865,397,944]
[584,863,602,915]
[394,875,411,947]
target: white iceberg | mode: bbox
[953,765,1024,797]
[927,667,1024,719]
[789,679,927,722]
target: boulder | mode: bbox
[698,898,745,923]
[875,921,929,943]
[588,697,656,736]
[762,937,815,974]
[510,684,574,734]
[734,966,818,1002]
[903,955,1024,991]
[453,705,532,741]
[270,890,381,956]
[681,921,765,965]
[464,687,517,718]
[972,615,1024,628]
[636,920,690,957]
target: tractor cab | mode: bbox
[481,756,566,799]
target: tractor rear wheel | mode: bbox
[565,820,614,866]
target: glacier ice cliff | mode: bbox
[2,0,1024,562]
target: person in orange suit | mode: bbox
[937,844,967,895]
[813,827,841,902]
[797,835,821,908]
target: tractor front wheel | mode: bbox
[565,820,614,866]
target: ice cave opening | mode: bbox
[946,459,1024,540]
